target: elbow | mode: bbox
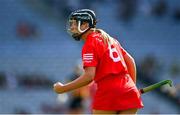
[87,74,94,82]
[84,67,96,83]
[85,73,94,83]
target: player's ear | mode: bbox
[82,22,89,28]
[81,22,89,30]
[86,22,90,27]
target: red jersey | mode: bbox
[82,31,144,110]
[82,32,128,82]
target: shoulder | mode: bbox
[86,32,103,45]
[88,31,101,38]
[82,32,102,51]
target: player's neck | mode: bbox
[81,29,93,41]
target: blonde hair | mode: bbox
[94,29,115,45]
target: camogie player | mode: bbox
[53,9,144,114]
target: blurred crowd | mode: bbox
[34,0,180,23]
[0,72,53,90]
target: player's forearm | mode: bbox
[54,67,96,94]
[54,73,94,93]
[58,74,93,93]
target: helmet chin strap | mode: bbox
[72,20,90,41]
[77,21,88,33]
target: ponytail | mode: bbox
[96,29,115,45]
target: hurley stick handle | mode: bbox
[140,80,173,94]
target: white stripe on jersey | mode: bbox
[83,53,93,62]
[83,57,93,60]
[84,56,93,58]
[83,53,93,56]
[83,53,93,58]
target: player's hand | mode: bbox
[53,82,65,94]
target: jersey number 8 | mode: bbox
[108,44,121,62]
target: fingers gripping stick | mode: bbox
[140,80,173,94]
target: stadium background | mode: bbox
[0,0,180,114]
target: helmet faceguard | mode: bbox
[67,9,97,41]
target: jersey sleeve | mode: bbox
[82,44,98,68]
